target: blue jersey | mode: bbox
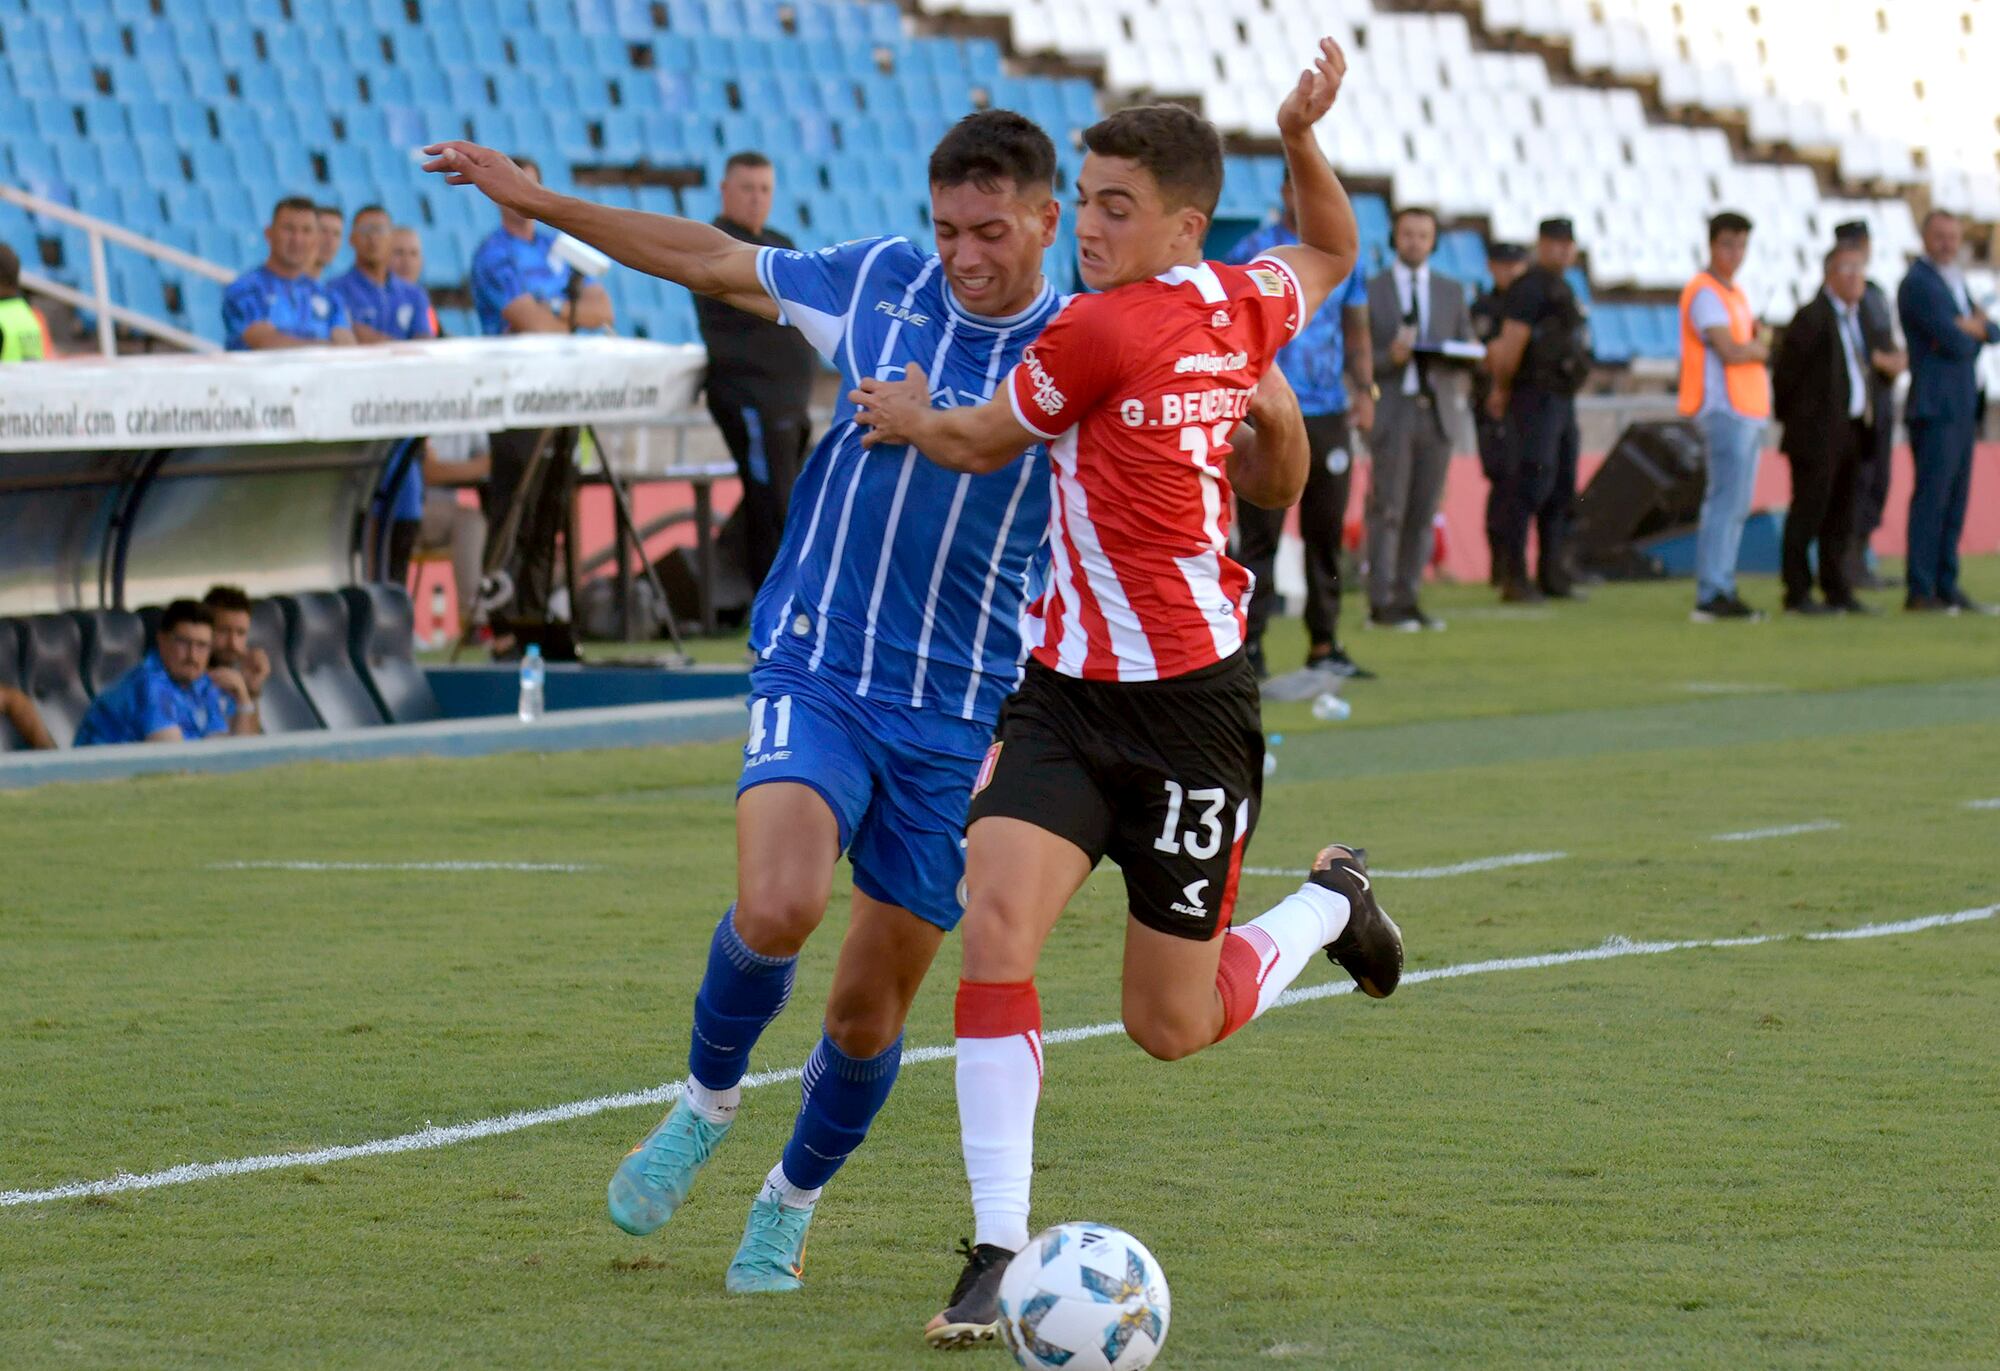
[750,236,1063,726]
[1225,220,1365,414]
[222,265,350,350]
[74,653,235,746]
[327,266,436,341]
[471,224,571,335]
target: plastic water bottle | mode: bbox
[517,643,545,723]
[429,583,449,648]
[1311,692,1351,723]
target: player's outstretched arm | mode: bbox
[1230,365,1309,509]
[850,364,1036,474]
[1262,39,1359,320]
[422,142,776,320]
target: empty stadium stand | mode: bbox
[247,597,325,734]
[280,591,388,730]
[340,583,442,724]
[0,0,1992,373]
[17,614,91,748]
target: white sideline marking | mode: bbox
[1243,851,1568,881]
[1681,681,1783,695]
[1968,798,2000,811]
[4,902,1993,1210]
[210,861,598,874]
[1709,821,1843,843]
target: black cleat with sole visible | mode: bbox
[1310,845,1403,998]
[924,1239,1014,1350]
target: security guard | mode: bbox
[1484,218,1591,603]
[1470,241,1528,582]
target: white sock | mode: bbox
[685,1076,741,1125]
[1231,883,1349,1021]
[761,1162,822,1211]
[957,1033,1041,1253]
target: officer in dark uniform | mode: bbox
[1484,218,1591,603]
[1470,241,1529,583]
[696,151,820,593]
[1830,219,1908,590]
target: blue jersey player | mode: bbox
[424,114,1064,1292]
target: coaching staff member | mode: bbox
[696,151,819,592]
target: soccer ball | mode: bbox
[996,1222,1172,1371]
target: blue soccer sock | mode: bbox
[776,1030,904,1195]
[686,907,797,1100]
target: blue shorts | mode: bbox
[736,659,993,932]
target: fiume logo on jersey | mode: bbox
[1174,351,1249,375]
[1025,351,1065,417]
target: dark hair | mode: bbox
[928,110,1057,197]
[1708,211,1753,243]
[513,153,541,179]
[271,195,318,221]
[1394,206,1439,231]
[0,241,19,291]
[1922,208,1959,232]
[202,584,253,615]
[159,599,214,635]
[316,204,343,219]
[352,203,389,222]
[724,150,773,176]
[1082,105,1224,217]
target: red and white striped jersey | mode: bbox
[1005,256,1307,682]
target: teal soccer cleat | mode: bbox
[724,1196,816,1293]
[606,1097,731,1236]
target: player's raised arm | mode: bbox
[849,365,1035,474]
[1261,39,1359,319]
[422,141,776,319]
[1230,365,1309,510]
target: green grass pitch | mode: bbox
[4,566,1998,1369]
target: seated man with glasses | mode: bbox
[74,600,261,747]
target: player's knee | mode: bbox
[1123,1011,1210,1063]
[732,879,826,956]
[822,995,905,1059]
[958,892,1043,978]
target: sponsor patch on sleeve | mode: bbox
[1247,267,1286,298]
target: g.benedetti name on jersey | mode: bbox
[1120,385,1255,428]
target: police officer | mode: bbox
[1484,218,1590,603]
[1830,220,1908,591]
[1470,241,1528,582]
[695,151,819,593]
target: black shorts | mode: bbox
[968,652,1264,940]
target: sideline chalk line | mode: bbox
[1244,851,1567,881]
[1710,820,1843,843]
[4,901,1993,1210]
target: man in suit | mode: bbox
[1898,210,1999,614]
[1772,244,1876,614]
[1829,221,1906,590]
[1364,207,1473,630]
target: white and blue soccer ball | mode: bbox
[996,1222,1172,1371]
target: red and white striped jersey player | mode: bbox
[853,38,1409,1352]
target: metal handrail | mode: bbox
[0,182,235,357]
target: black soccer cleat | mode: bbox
[1311,845,1403,998]
[923,1239,1014,1351]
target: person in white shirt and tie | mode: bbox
[1771,242,1881,614]
[1364,208,1473,630]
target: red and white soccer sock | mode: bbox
[1215,882,1350,1040]
[954,979,1043,1254]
